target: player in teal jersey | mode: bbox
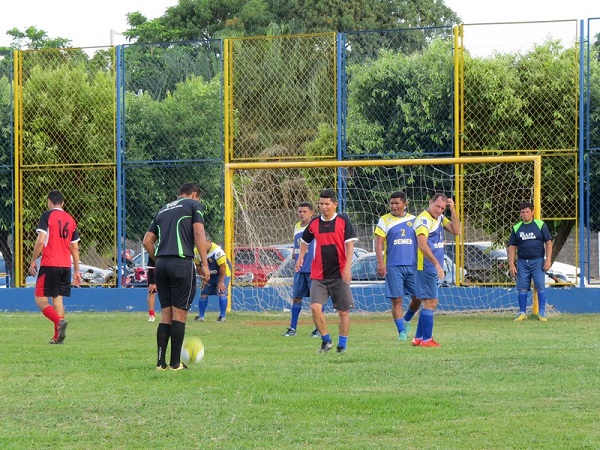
[375,192,418,341]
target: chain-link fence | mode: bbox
[343,27,454,158]
[0,50,13,286]
[4,20,599,292]
[14,48,116,286]
[226,33,337,162]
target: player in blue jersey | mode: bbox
[283,202,322,337]
[193,233,232,323]
[508,202,553,321]
[413,193,460,348]
[375,192,417,341]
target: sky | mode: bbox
[0,0,598,49]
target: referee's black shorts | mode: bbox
[155,256,197,310]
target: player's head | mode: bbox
[318,189,338,218]
[519,201,534,222]
[178,182,202,199]
[428,193,448,218]
[389,191,407,215]
[297,202,314,223]
[47,190,64,208]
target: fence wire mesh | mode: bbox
[343,27,454,158]
[226,33,337,162]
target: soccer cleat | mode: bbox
[170,362,188,371]
[56,320,68,343]
[411,338,422,346]
[538,313,549,322]
[216,316,226,323]
[319,341,334,353]
[194,316,205,322]
[420,339,441,348]
[398,331,408,341]
[514,313,528,322]
[283,328,297,337]
[148,315,155,322]
[336,346,346,353]
[403,320,412,335]
[309,328,321,338]
[156,364,169,371]
[48,338,63,345]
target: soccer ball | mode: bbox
[181,337,205,364]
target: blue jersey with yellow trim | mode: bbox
[294,221,314,273]
[374,213,416,266]
[414,210,450,272]
[194,243,232,282]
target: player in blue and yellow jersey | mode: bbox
[374,192,417,341]
[413,193,460,348]
[193,233,232,323]
[283,202,322,337]
[508,202,553,322]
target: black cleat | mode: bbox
[57,320,68,343]
[319,341,334,353]
[336,346,346,353]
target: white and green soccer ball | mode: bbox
[181,337,205,364]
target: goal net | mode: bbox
[227,156,541,314]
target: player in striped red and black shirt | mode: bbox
[29,190,82,344]
[296,189,358,354]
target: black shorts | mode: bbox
[146,267,156,285]
[35,266,71,298]
[155,256,196,310]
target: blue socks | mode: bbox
[218,296,227,318]
[538,290,547,315]
[394,318,405,333]
[198,298,208,318]
[338,335,348,349]
[420,309,434,341]
[518,291,527,314]
[403,309,416,322]
[290,302,301,329]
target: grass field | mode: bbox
[1,311,599,449]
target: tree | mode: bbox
[3,26,71,50]
[124,0,459,42]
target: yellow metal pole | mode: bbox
[223,39,233,312]
[13,50,23,287]
[532,157,543,316]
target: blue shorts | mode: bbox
[201,276,231,297]
[416,270,439,300]
[385,265,416,299]
[292,271,311,299]
[516,258,546,292]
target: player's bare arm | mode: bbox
[508,245,517,276]
[70,241,82,287]
[193,223,210,281]
[375,235,387,277]
[142,231,158,261]
[295,241,308,272]
[343,240,355,283]
[544,240,553,271]
[29,232,46,276]
[445,198,461,235]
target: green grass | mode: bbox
[1,311,599,449]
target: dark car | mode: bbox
[444,242,511,284]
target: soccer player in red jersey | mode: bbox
[296,189,358,353]
[29,190,82,344]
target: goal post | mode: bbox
[224,155,542,313]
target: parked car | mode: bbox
[445,241,585,286]
[25,259,112,287]
[234,246,288,287]
[266,248,418,286]
[0,254,9,287]
[349,252,461,287]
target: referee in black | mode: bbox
[143,182,210,370]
